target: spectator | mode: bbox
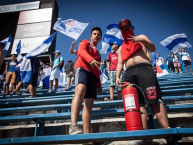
[172,53,183,74]
[0,74,4,94]
[107,42,122,101]
[150,51,158,73]
[64,60,74,89]
[165,55,174,73]
[13,58,23,95]
[69,27,102,135]
[176,47,193,75]
[100,60,107,75]
[49,51,64,92]
[28,56,40,98]
[4,54,18,95]
[116,19,169,130]
[0,42,5,74]
[69,41,82,55]
[156,53,164,64]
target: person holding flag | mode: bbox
[69,27,102,135]
[116,19,169,130]
[49,50,64,92]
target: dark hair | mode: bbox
[0,42,4,48]
[79,40,82,42]
[91,27,102,36]
[12,54,17,57]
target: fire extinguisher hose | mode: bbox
[131,84,161,128]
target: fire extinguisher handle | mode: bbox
[118,82,131,88]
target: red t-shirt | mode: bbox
[74,39,101,88]
[107,52,118,71]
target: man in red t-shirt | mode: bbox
[107,42,123,101]
[69,27,102,135]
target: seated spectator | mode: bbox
[176,47,193,75]
[172,53,183,74]
[165,55,174,73]
[4,54,18,95]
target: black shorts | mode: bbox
[183,60,191,66]
[124,63,163,106]
[74,67,98,99]
[168,62,174,69]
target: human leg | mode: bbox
[82,98,95,133]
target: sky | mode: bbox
[0,0,193,63]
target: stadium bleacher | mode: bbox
[0,73,193,145]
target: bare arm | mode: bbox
[175,48,180,54]
[116,46,123,86]
[147,52,151,62]
[70,41,77,55]
[107,61,110,73]
[49,54,53,65]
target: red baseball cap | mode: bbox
[119,19,132,29]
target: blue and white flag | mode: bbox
[16,40,23,62]
[53,18,89,40]
[39,67,52,89]
[20,33,56,83]
[1,35,12,57]
[160,33,192,52]
[100,70,108,84]
[100,24,124,54]
[25,32,56,58]
[156,61,169,77]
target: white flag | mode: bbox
[53,18,89,40]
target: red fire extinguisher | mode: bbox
[119,82,143,131]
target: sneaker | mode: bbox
[23,91,28,94]
[69,124,82,135]
[13,89,21,95]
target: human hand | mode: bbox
[116,77,121,87]
[97,87,102,94]
[127,35,144,43]
[52,66,56,70]
[72,41,76,46]
[90,60,101,70]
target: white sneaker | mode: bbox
[69,124,82,135]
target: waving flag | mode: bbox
[156,61,169,77]
[53,18,88,40]
[16,40,23,62]
[100,24,123,54]
[160,33,192,52]
[100,70,108,84]
[25,32,56,58]
[39,67,52,89]
[20,33,56,83]
[1,35,12,57]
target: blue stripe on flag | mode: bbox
[16,40,21,55]
[107,24,119,30]
[165,38,187,51]
[43,32,57,44]
[8,35,12,42]
[20,70,32,83]
[159,64,165,70]
[102,34,123,46]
